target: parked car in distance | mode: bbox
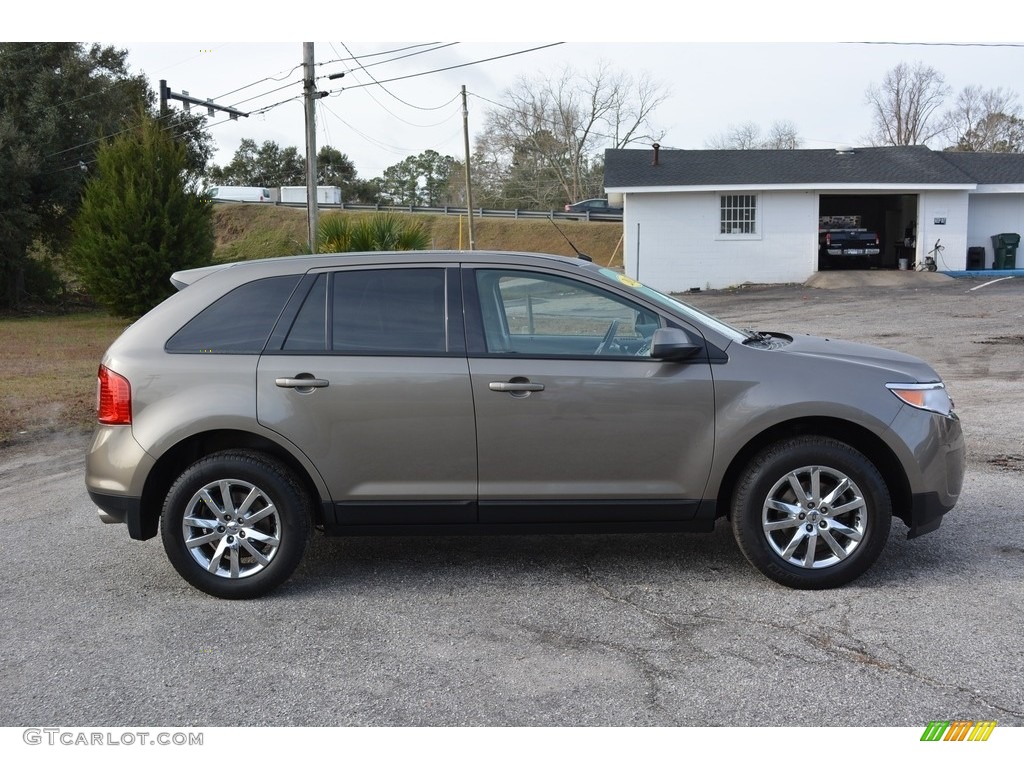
[564,198,623,217]
[86,250,965,599]
[819,228,881,269]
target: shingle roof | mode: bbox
[604,145,988,188]
[934,151,1024,184]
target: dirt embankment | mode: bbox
[212,204,625,267]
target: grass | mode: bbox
[212,204,625,267]
[0,312,127,443]
[1,207,624,445]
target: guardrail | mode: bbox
[214,199,622,222]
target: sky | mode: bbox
[15,3,1024,182]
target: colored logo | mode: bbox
[921,720,997,741]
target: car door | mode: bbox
[464,266,716,524]
[256,265,478,525]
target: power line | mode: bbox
[330,41,461,113]
[323,42,459,85]
[213,64,305,101]
[316,42,449,68]
[849,41,1024,48]
[324,43,565,95]
[317,99,415,156]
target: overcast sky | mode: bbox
[19,3,1024,181]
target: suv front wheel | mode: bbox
[730,437,892,589]
[160,451,312,599]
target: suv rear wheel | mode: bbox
[730,437,891,589]
[160,451,312,599]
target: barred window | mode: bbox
[720,194,757,235]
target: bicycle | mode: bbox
[916,239,941,272]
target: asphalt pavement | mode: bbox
[1,272,1021,732]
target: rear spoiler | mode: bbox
[169,264,231,291]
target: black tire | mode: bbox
[730,437,891,589]
[160,451,312,599]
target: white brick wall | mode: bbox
[966,193,1024,268]
[623,191,819,292]
[916,191,971,270]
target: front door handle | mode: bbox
[276,375,330,391]
[489,381,545,393]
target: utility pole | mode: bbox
[461,85,476,251]
[303,43,319,253]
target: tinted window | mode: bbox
[166,275,300,353]
[476,270,656,357]
[283,274,328,351]
[332,269,447,354]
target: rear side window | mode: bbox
[334,268,446,353]
[280,268,447,354]
[166,275,300,353]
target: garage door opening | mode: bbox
[818,194,918,270]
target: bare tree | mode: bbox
[943,85,1024,152]
[706,121,762,150]
[764,120,801,149]
[476,61,669,208]
[705,120,801,149]
[865,61,950,146]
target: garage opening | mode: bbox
[818,194,918,270]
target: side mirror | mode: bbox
[651,327,702,361]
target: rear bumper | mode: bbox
[85,425,157,539]
[89,491,155,540]
[825,248,881,257]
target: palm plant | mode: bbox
[318,213,429,253]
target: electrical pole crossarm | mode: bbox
[160,81,249,119]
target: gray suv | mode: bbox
[86,251,965,598]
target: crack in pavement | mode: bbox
[577,563,1024,721]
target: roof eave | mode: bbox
[607,183,978,193]
[972,183,1024,193]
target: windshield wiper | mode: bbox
[742,329,775,344]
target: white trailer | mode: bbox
[279,186,342,205]
[207,186,274,202]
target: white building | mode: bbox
[604,145,1024,292]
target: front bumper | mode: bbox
[906,491,956,539]
[890,406,966,538]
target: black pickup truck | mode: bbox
[819,228,881,269]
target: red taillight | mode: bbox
[825,233,832,246]
[97,365,132,425]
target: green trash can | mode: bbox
[992,233,1020,269]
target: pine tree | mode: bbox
[69,113,214,317]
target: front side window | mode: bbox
[720,194,757,235]
[475,270,658,357]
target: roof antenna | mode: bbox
[548,216,592,261]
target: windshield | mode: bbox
[596,267,748,343]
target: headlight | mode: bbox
[886,382,954,416]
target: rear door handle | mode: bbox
[489,381,545,392]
